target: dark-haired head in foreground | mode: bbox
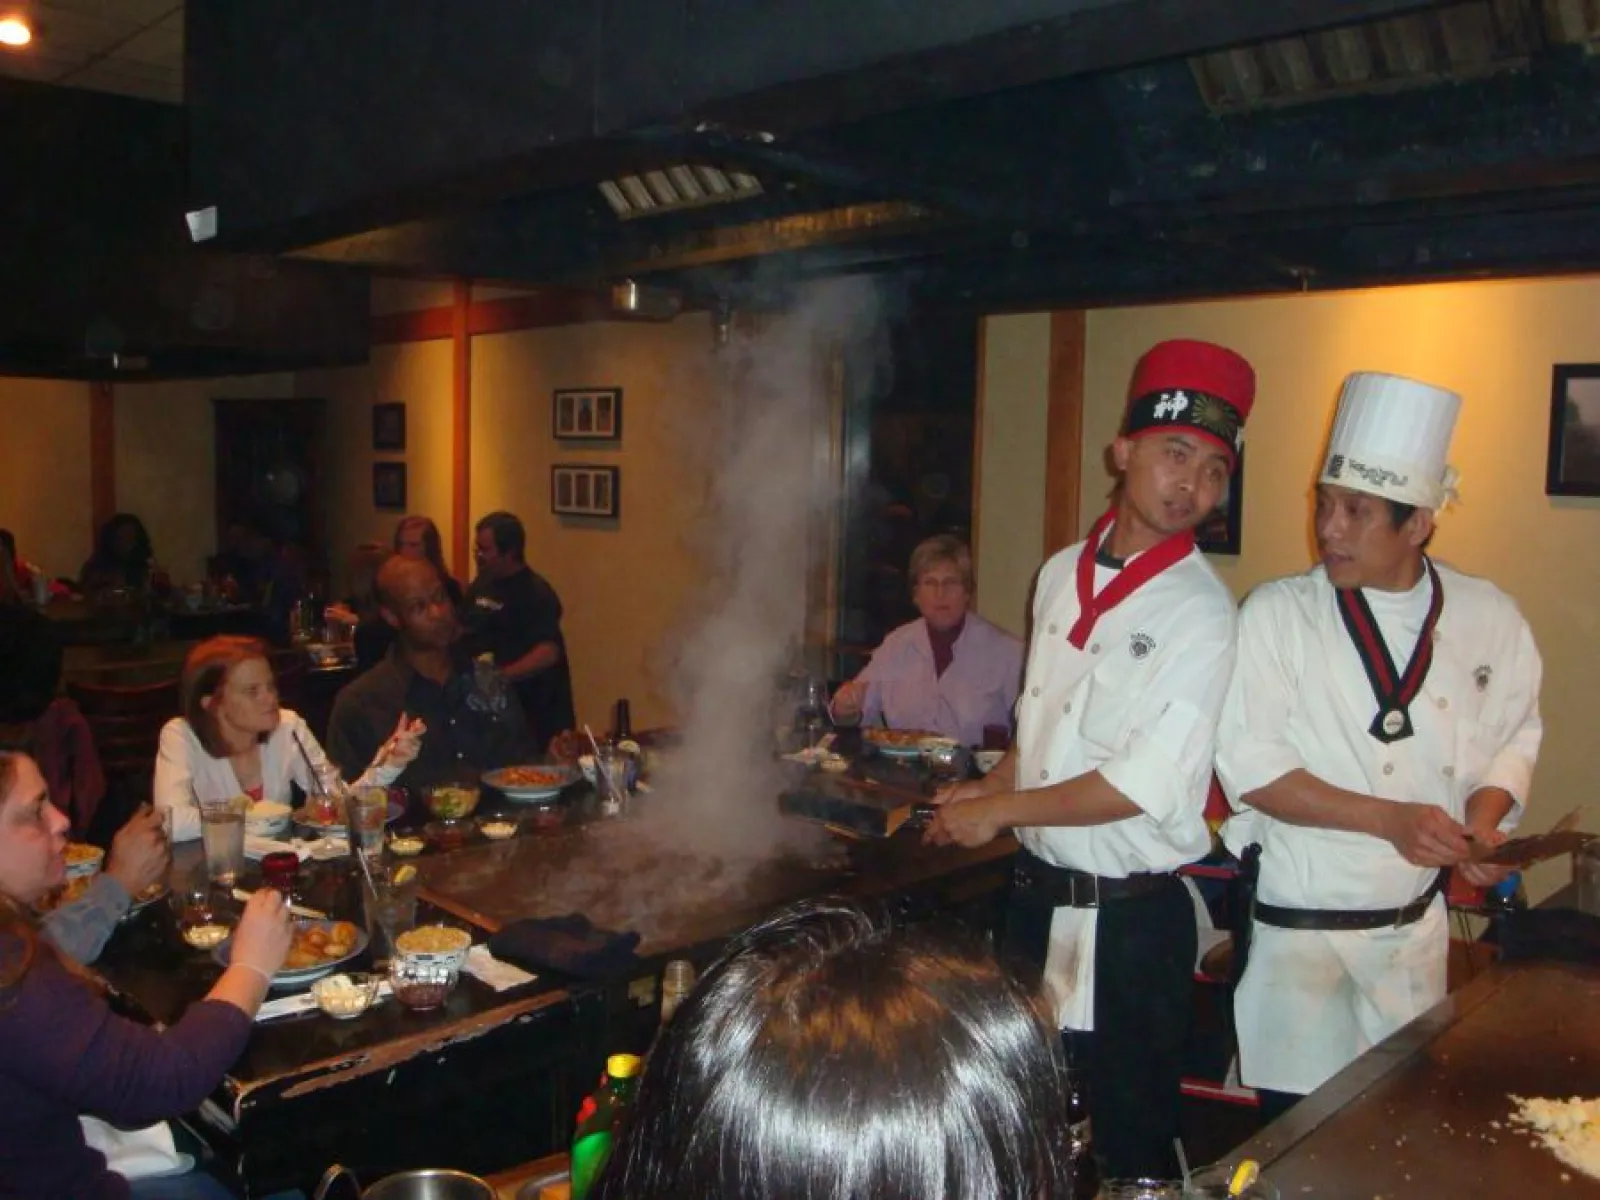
[595,897,1075,1200]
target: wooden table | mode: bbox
[96,783,1017,1197]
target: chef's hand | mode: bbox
[106,805,170,897]
[924,795,1005,849]
[931,777,996,807]
[1457,826,1512,887]
[379,713,427,768]
[1381,802,1471,867]
[829,680,865,721]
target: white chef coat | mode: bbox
[1217,561,1542,1095]
[1016,538,1237,1031]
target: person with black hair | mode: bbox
[78,514,154,594]
[594,898,1077,1200]
[1218,372,1543,1118]
[465,511,575,752]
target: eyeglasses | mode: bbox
[915,577,966,594]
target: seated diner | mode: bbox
[0,750,293,1200]
[153,636,424,842]
[829,535,1023,746]
[327,556,539,789]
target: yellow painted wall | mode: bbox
[470,315,719,732]
[0,377,92,579]
[973,313,1051,636]
[301,339,456,597]
[978,277,1600,900]
[115,373,297,583]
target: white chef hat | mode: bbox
[1318,372,1462,510]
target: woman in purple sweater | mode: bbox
[0,751,292,1200]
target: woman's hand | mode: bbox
[830,680,866,720]
[379,713,427,769]
[105,805,170,897]
[323,602,359,627]
[229,889,292,980]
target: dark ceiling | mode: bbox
[186,0,1600,313]
[9,0,1600,379]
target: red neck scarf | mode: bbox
[1066,509,1196,649]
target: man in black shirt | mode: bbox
[327,556,539,788]
[464,512,576,753]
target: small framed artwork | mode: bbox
[1547,364,1600,496]
[551,464,621,518]
[553,387,623,441]
[1196,447,1244,555]
[373,462,408,511]
[373,402,406,452]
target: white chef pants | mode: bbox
[1233,898,1447,1097]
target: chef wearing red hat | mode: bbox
[929,338,1254,1181]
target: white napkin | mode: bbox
[463,944,536,992]
[255,980,393,1022]
[79,1117,193,1180]
[244,834,350,862]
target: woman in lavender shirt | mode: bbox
[832,537,1024,747]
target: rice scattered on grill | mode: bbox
[1510,1095,1600,1181]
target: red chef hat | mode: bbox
[1122,339,1256,465]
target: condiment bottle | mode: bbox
[660,959,695,1026]
[570,1053,642,1200]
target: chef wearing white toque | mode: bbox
[1216,372,1544,1117]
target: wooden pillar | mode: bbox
[1043,310,1086,556]
[89,380,115,535]
[451,279,472,580]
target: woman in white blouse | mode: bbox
[154,636,423,842]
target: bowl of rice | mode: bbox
[394,923,473,971]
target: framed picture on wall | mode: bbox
[373,462,407,510]
[553,387,623,441]
[1196,447,1244,555]
[551,464,621,519]
[1547,364,1600,496]
[372,402,406,451]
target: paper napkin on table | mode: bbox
[255,980,393,1023]
[463,944,537,992]
[245,834,351,862]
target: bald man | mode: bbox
[327,556,539,787]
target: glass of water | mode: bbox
[197,795,248,886]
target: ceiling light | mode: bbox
[0,17,31,47]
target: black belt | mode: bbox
[1252,869,1448,932]
[1014,848,1174,909]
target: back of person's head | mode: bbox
[596,898,1075,1200]
[475,511,525,561]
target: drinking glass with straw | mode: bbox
[292,731,378,897]
[584,724,627,817]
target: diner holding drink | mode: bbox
[153,636,425,845]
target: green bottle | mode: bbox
[569,1053,642,1200]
